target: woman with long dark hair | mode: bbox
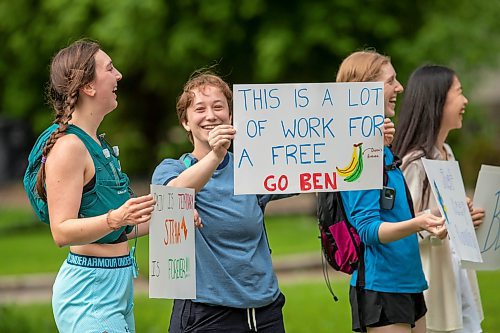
[394,65,484,333]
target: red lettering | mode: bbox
[164,218,174,245]
[264,175,277,191]
[325,172,337,189]
[164,218,182,246]
[300,173,311,191]
[300,172,338,191]
[278,175,288,191]
[264,174,288,191]
[312,173,322,189]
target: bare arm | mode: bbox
[378,213,445,243]
[46,135,155,247]
[168,125,235,192]
[167,150,224,191]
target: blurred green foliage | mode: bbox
[0,0,498,185]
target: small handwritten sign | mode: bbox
[464,165,500,270]
[233,82,384,194]
[422,159,482,264]
[149,185,196,299]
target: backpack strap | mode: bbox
[383,148,415,217]
[65,125,115,167]
[180,153,197,168]
[257,195,272,254]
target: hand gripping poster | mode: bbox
[149,185,196,299]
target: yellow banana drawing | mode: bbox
[336,144,359,176]
[336,143,362,177]
[344,145,363,182]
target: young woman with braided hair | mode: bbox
[24,39,155,332]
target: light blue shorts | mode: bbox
[52,252,135,333]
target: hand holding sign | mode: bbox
[383,118,395,146]
[415,213,446,234]
[208,124,236,158]
[466,197,485,230]
[194,208,203,228]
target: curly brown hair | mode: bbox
[176,70,232,143]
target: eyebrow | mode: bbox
[193,99,225,106]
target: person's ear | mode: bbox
[81,84,96,97]
[181,120,190,133]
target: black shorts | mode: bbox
[168,292,286,333]
[349,286,427,332]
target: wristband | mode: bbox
[106,209,120,231]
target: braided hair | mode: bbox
[36,39,100,201]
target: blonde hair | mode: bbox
[336,50,390,83]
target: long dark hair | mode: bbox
[393,65,456,162]
[393,65,456,209]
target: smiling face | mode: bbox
[441,75,468,132]
[376,62,404,117]
[182,85,231,149]
[91,49,122,113]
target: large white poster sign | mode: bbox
[149,185,196,299]
[421,159,483,264]
[465,165,500,270]
[233,82,384,194]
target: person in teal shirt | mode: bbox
[24,39,155,333]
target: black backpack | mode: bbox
[317,190,365,302]
[316,151,414,301]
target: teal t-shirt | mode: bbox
[23,124,133,243]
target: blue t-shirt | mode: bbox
[340,147,428,293]
[152,152,280,308]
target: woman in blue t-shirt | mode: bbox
[336,50,445,333]
[152,71,289,333]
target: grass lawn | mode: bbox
[0,210,499,331]
[0,213,321,275]
[1,276,498,332]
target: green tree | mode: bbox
[0,0,498,185]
